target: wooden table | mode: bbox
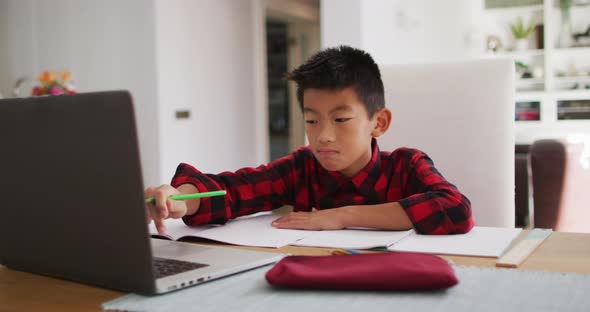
[1,231,589,311]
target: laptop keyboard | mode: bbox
[152,257,209,279]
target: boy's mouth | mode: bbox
[317,149,338,155]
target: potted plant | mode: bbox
[510,17,536,51]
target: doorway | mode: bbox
[265,0,320,161]
[266,20,290,161]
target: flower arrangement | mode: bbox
[31,71,76,96]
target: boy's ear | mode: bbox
[371,108,392,138]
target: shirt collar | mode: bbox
[318,138,381,195]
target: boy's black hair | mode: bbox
[285,45,385,118]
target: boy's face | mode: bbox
[303,87,383,177]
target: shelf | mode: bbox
[516,91,546,100]
[485,4,544,13]
[553,76,590,93]
[517,78,544,84]
[549,2,590,9]
[553,90,590,99]
[554,76,590,83]
[484,0,590,137]
[553,46,590,53]
[517,80,545,92]
[488,49,545,58]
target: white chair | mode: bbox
[378,59,515,228]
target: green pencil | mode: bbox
[146,190,227,204]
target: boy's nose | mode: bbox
[317,124,336,143]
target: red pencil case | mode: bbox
[265,252,458,291]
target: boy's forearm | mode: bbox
[337,202,413,231]
[177,184,200,215]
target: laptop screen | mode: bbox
[0,91,157,294]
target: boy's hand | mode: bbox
[271,208,345,230]
[144,184,199,235]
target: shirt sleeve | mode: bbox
[396,149,474,234]
[171,151,301,226]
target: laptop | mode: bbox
[0,91,283,295]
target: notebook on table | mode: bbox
[0,91,282,295]
[150,213,414,250]
[150,213,521,257]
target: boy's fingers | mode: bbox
[273,215,296,225]
[155,192,169,219]
[147,203,160,223]
[273,212,310,224]
[144,186,153,197]
[154,217,166,235]
[273,220,307,229]
[272,216,286,224]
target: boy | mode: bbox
[146,46,474,236]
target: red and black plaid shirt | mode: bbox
[172,139,474,234]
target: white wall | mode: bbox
[320,0,362,49]
[154,0,267,180]
[321,0,484,64]
[363,0,484,64]
[0,0,161,186]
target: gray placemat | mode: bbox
[102,265,590,312]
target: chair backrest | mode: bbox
[529,139,566,230]
[531,138,590,233]
[515,144,531,227]
[378,59,515,227]
[556,137,590,233]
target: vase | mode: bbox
[515,39,529,51]
[557,9,573,48]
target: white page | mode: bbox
[292,229,413,249]
[148,218,214,240]
[193,213,311,248]
[388,226,522,257]
[149,213,309,248]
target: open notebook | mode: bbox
[149,213,412,250]
[149,212,522,257]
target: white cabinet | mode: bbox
[483,0,590,144]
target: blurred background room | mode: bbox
[1,0,589,231]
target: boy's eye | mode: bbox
[305,120,318,124]
[335,118,351,123]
